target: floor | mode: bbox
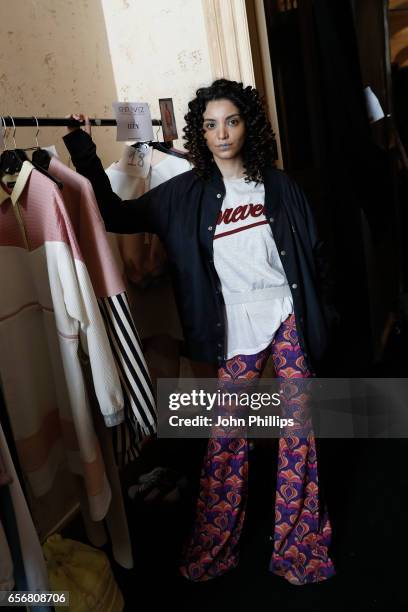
[64,433,406,611]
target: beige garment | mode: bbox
[105,150,150,285]
[105,148,190,340]
[78,350,133,569]
[0,163,122,518]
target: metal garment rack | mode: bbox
[0,116,162,127]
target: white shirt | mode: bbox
[105,149,191,340]
[213,177,293,358]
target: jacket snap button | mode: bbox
[217,193,222,199]
[292,283,298,289]
[281,250,286,256]
[269,217,274,223]
[217,342,222,348]
[208,226,213,231]
[216,322,222,327]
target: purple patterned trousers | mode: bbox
[179,314,335,584]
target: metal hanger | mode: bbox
[24,116,42,151]
[0,116,7,152]
[5,115,63,188]
[131,124,187,160]
[0,116,26,175]
[0,117,11,193]
[31,117,52,170]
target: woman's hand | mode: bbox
[65,113,92,137]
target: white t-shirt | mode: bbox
[213,177,293,358]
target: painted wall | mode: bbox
[100,0,212,151]
[0,0,213,166]
[0,0,121,164]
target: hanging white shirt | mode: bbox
[105,147,191,341]
[213,177,293,358]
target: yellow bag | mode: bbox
[43,534,124,612]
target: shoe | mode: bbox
[128,468,187,505]
[137,466,167,485]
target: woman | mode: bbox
[64,79,335,585]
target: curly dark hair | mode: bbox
[183,79,276,182]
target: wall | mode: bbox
[246,0,283,167]
[99,0,212,153]
[0,0,213,166]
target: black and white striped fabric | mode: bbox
[98,292,156,465]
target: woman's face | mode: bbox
[202,98,246,162]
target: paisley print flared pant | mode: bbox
[179,314,335,584]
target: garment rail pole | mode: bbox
[0,116,162,127]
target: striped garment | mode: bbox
[49,158,156,464]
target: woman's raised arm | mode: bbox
[63,115,171,237]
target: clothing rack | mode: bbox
[0,116,162,127]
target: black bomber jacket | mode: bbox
[63,130,335,373]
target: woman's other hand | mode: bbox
[65,113,91,137]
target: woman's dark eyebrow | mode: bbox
[203,113,241,121]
